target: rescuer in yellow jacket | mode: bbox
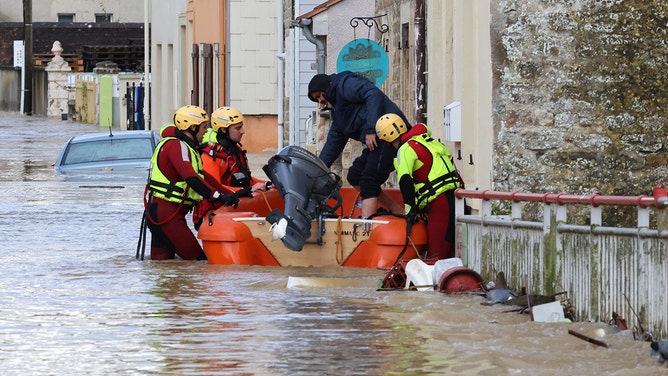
[376,113,463,259]
[145,105,238,260]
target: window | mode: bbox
[401,23,409,49]
[95,13,113,23]
[58,13,75,23]
[63,138,154,165]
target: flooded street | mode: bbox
[0,111,663,375]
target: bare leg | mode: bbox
[354,186,404,218]
[378,191,404,214]
[352,185,378,218]
[361,196,378,219]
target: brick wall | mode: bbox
[0,22,144,71]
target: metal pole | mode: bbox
[143,0,151,129]
[23,0,33,115]
[19,41,25,114]
[276,0,285,150]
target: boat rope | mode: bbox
[145,182,189,227]
[136,185,151,260]
[336,216,344,264]
[258,190,273,213]
[135,209,148,260]
[147,202,183,226]
[392,219,414,264]
[348,193,362,218]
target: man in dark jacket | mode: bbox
[308,71,410,218]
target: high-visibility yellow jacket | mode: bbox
[148,135,204,206]
[395,123,461,214]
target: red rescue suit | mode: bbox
[145,125,233,260]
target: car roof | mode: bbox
[68,130,158,143]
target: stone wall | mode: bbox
[491,0,668,207]
[377,0,416,122]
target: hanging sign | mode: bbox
[336,39,389,87]
[13,40,24,68]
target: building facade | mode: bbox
[0,0,144,23]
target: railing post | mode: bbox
[511,201,521,220]
[556,205,567,224]
[453,188,668,336]
[590,206,602,226]
[638,207,650,229]
[481,199,492,218]
[543,203,552,235]
[455,196,466,218]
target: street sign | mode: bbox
[13,40,24,68]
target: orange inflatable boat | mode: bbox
[198,146,427,268]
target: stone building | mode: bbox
[300,0,668,223]
[489,0,668,222]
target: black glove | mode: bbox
[215,193,239,208]
[234,187,253,199]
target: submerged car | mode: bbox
[54,130,160,178]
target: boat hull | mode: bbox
[198,187,428,268]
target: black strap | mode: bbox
[416,169,459,197]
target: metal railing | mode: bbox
[454,187,668,337]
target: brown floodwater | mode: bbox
[0,111,664,375]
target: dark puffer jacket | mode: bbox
[318,71,410,167]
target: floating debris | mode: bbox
[481,272,517,305]
[624,294,653,342]
[531,301,565,323]
[482,288,516,305]
[651,339,668,363]
[568,329,609,348]
[609,311,628,331]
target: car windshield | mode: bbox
[62,138,154,165]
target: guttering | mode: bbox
[144,0,151,129]
[276,0,285,149]
[292,18,325,74]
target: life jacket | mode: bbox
[202,128,218,145]
[147,135,204,206]
[395,124,461,210]
[202,136,253,189]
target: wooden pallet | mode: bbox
[33,53,84,72]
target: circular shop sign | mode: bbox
[336,39,389,87]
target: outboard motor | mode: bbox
[262,146,342,251]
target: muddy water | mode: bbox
[0,111,663,375]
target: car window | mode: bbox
[63,138,154,165]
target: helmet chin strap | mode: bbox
[189,124,202,140]
[217,130,241,152]
[217,128,230,141]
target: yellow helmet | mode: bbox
[375,113,408,142]
[173,105,209,130]
[211,107,244,131]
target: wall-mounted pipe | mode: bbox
[276,0,285,149]
[292,18,326,74]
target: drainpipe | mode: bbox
[292,18,325,74]
[23,0,33,115]
[415,0,426,123]
[226,0,231,105]
[143,0,151,129]
[276,0,285,149]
